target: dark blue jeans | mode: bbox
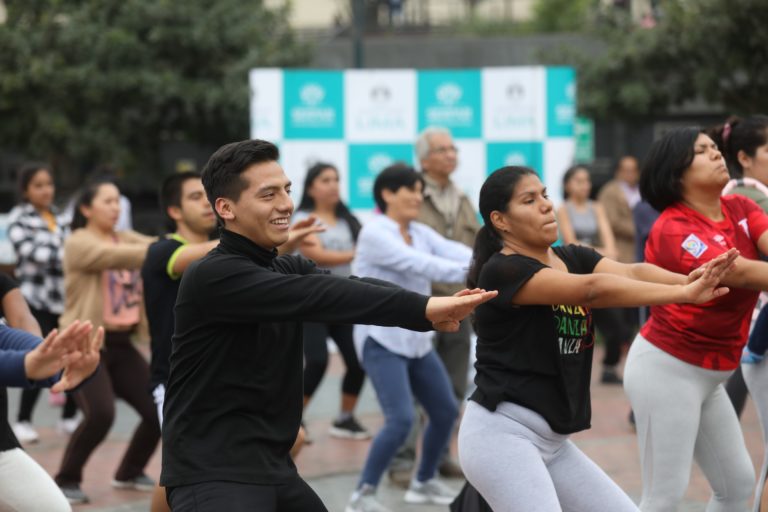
[359,337,458,487]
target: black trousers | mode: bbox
[303,322,364,399]
[593,307,637,366]
[56,331,160,485]
[167,477,328,512]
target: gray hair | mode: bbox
[415,126,452,161]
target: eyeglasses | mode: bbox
[430,145,459,155]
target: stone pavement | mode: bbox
[7,344,766,512]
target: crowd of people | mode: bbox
[2,117,768,512]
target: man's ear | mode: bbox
[167,205,183,223]
[215,198,235,221]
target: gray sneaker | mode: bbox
[345,485,392,512]
[111,473,155,491]
[404,477,457,505]
[59,484,90,504]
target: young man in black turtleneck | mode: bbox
[159,139,496,511]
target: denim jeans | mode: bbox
[358,337,458,487]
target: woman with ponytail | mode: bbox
[709,115,768,511]
[458,166,738,511]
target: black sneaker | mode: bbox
[601,368,623,385]
[59,484,90,504]
[330,416,372,440]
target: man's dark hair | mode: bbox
[201,139,280,222]
[639,127,702,212]
[373,163,425,213]
[160,171,202,231]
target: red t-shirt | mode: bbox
[640,195,768,370]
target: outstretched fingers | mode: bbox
[89,327,105,354]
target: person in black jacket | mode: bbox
[159,139,496,512]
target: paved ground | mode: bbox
[8,344,766,511]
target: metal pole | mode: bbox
[352,0,365,68]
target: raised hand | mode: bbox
[52,326,104,392]
[426,289,498,331]
[24,320,89,381]
[683,248,739,304]
[23,320,104,391]
[687,248,739,284]
[279,215,327,254]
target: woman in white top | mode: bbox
[346,164,472,512]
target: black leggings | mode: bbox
[55,331,160,485]
[17,308,77,421]
[593,307,636,366]
[167,476,328,512]
[303,322,364,399]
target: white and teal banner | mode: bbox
[249,66,576,215]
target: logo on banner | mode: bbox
[351,83,406,133]
[291,83,334,127]
[427,82,472,126]
[554,82,576,127]
[300,83,325,106]
[681,234,708,258]
[368,153,394,172]
[504,152,528,166]
[546,67,576,137]
[348,143,414,209]
[491,79,537,133]
[506,83,525,101]
[487,142,543,177]
[418,70,481,137]
[284,71,343,138]
[370,85,391,103]
[436,83,463,106]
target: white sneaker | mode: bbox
[57,415,81,435]
[404,477,457,505]
[345,485,392,512]
[12,421,39,444]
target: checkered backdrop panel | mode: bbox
[249,66,576,220]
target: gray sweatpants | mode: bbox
[624,335,754,512]
[743,360,768,511]
[458,400,639,512]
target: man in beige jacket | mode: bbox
[389,126,480,484]
[596,156,641,381]
[597,156,641,265]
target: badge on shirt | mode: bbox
[681,234,708,258]
[712,234,726,246]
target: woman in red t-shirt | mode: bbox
[624,127,768,511]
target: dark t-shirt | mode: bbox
[142,235,186,389]
[0,273,21,451]
[161,229,432,488]
[470,245,603,434]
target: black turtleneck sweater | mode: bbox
[161,229,432,487]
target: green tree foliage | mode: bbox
[578,0,768,119]
[531,0,594,33]
[0,0,309,179]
